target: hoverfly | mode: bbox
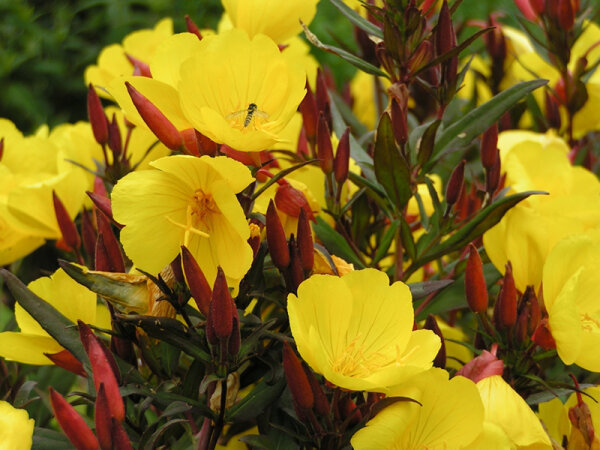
[226,103,269,129]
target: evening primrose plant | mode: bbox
[2,0,600,449]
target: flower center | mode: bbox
[580,312,600,333]
[331,335,390,378]
[225,103,269,131]
[165,189,220,246]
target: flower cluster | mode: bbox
[1,0,600,448]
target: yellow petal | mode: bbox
[0,332,63,365]
[0,400,35,450]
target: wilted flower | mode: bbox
[111,155,254,290]
[287,268,440,393]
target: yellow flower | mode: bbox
[85,18,173,97]
[542,230,600,372]
[178,29,306,152]
[221,0,319,44]
[0,401,34,450]
[287,268,440,393]
[111,155,254,290]
[483,132,600,291]
[351,369,484,449]
[466,375,551,449]
[349,71,391,130]
[0,268,110,365]
[538,386,600,447]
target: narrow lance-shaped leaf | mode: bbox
[313,217,366,269]
[0,269,89,367]
[328,0,383,38]
[427,79,547,170]
[374,113,412,212]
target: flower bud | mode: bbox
[52,191,81,252]
[209,267,234,340]
[304,366,329,416]
[545,91,562,130]
[282,342,314,410]
[275,184,314,221]
[44,349,86,378]
[465,244,489,313]
[181,245,212,316]
[485,152,501,195]
[316,69,331,124]
[228,311,241,357]
[125,53,151,77]
[288,236,305,293]
[125,81,183,150]
[493,263,517,328]
[557,0,575,30]
[266,200,290,270]
[408,40,433,74]
[340,397,362,426]
[80,208,97,260]
[445,160,465,206]
[424,315,446,368]
[111,417,133,450]
[435,1,458,86]
[96,212,125,273]
[456,346,504,383]
[107,113,122,157]
[185,15,203,40]
[87,84,109,145]
[50,388,99,450]
[95,384,113,450]
[296,208,314,273]
[532,318,556,350]
[297,125,310,158]
[299,81,318,144]
[514,0,539,20]
[317,112,334,174]
[334,127,350,184]
[480,124,498,170]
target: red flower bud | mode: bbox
[435,1,458,85]
[557,0,575,30]
[185,15,203,40]
[228,311,241,357]
[0,137,4,162]
[288,236,305,293]
[50,387,99,450]
[485,152,501,195]
[80,208,97,261]
[408,40,433,74]
[87,84,109,145]
[304,366,329,416]
[124,54,151,78]
[424,315,446,368]
[107,113,122,157]
[297,126,310,158]
[95,212,125,272]
[514,0,539,20]
[334,127,350,184]
[44,349,87,378]
[181,246,212,316]
[532,318,556,350]
[78,321,124,421]
[457,347,504,383]
[282,342,314,410]
[266,200,290,270]
[95,384,113,450]
[481,124,498,170]
[52,191,81,252]
[209,267,234,340]
[494,263,517,328]
[275,184,314,220]
[111,417,133,450]
[340,397,362,426]
[445,160,465,206]
[296,208,314,273]
[317,112,334,174]
[465,244,489,313]
[316,69,331,123]
[125,81,183,150]
[299,82,318,144]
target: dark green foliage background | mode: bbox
[0,0,516,134]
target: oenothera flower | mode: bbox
[221,0,319,44]
[466,375,551,448]
[542,230,600,372]
[483,131,600,291]
[351,369,484,449]
[178,29,306,152]
[0,401,34,450]
[0,268,110,365]
[111,155,254,290]
[287,269,440,393]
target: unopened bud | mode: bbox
[545,91,562,130]
[80,208,97,260]
[288,236,305,293]
[107,113,122,157]
[445,160,465,206]
[435,1,458,85]
[275,184,314,220]
[87,84,109,145]
[557,0,575,30]
[229,312,241,357]
[125,54,151,77]
[317,112,334,174]
[185,15,203,40]
[52,191,81,251]
[181,246,212,316]
[299,82,318,144]
[532,318,556,350]
[111,417,133,450]
[485,151,501,195]
[125,81,183,150]
[316,69,331,124]
[465,244,489,313]
[282,342,314,410]
[424,315,446,368]
[334,127,350,184]
[340,397,362,426]
[50,388,99,450]
[304,366,329,416]
[96,212,125,272]
[494,262,517,328]
[408,40,433,74]
[266,200,290,269]
[514,0,539,20]
[296,208,314,273]
[209,267,234,340]
[96,384,113,450]
[44,349,86,378]
[456,346,504,383]
[480,124,498,170]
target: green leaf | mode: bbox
[302,20,389,78]
[313,217,366,268]
[373,114,412,212]
[328,0,383,38]
[417,119,441,168]
[429,80,547,168]
[408,280,454,301]
[372,220,400,264]
[33,427,72,449]
[407,191,544,276]
[0,269,89,367]
[226,372,286,422]
[239,435,274,450]
[116,314,211,364]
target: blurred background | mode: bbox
[0,0,517,134]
